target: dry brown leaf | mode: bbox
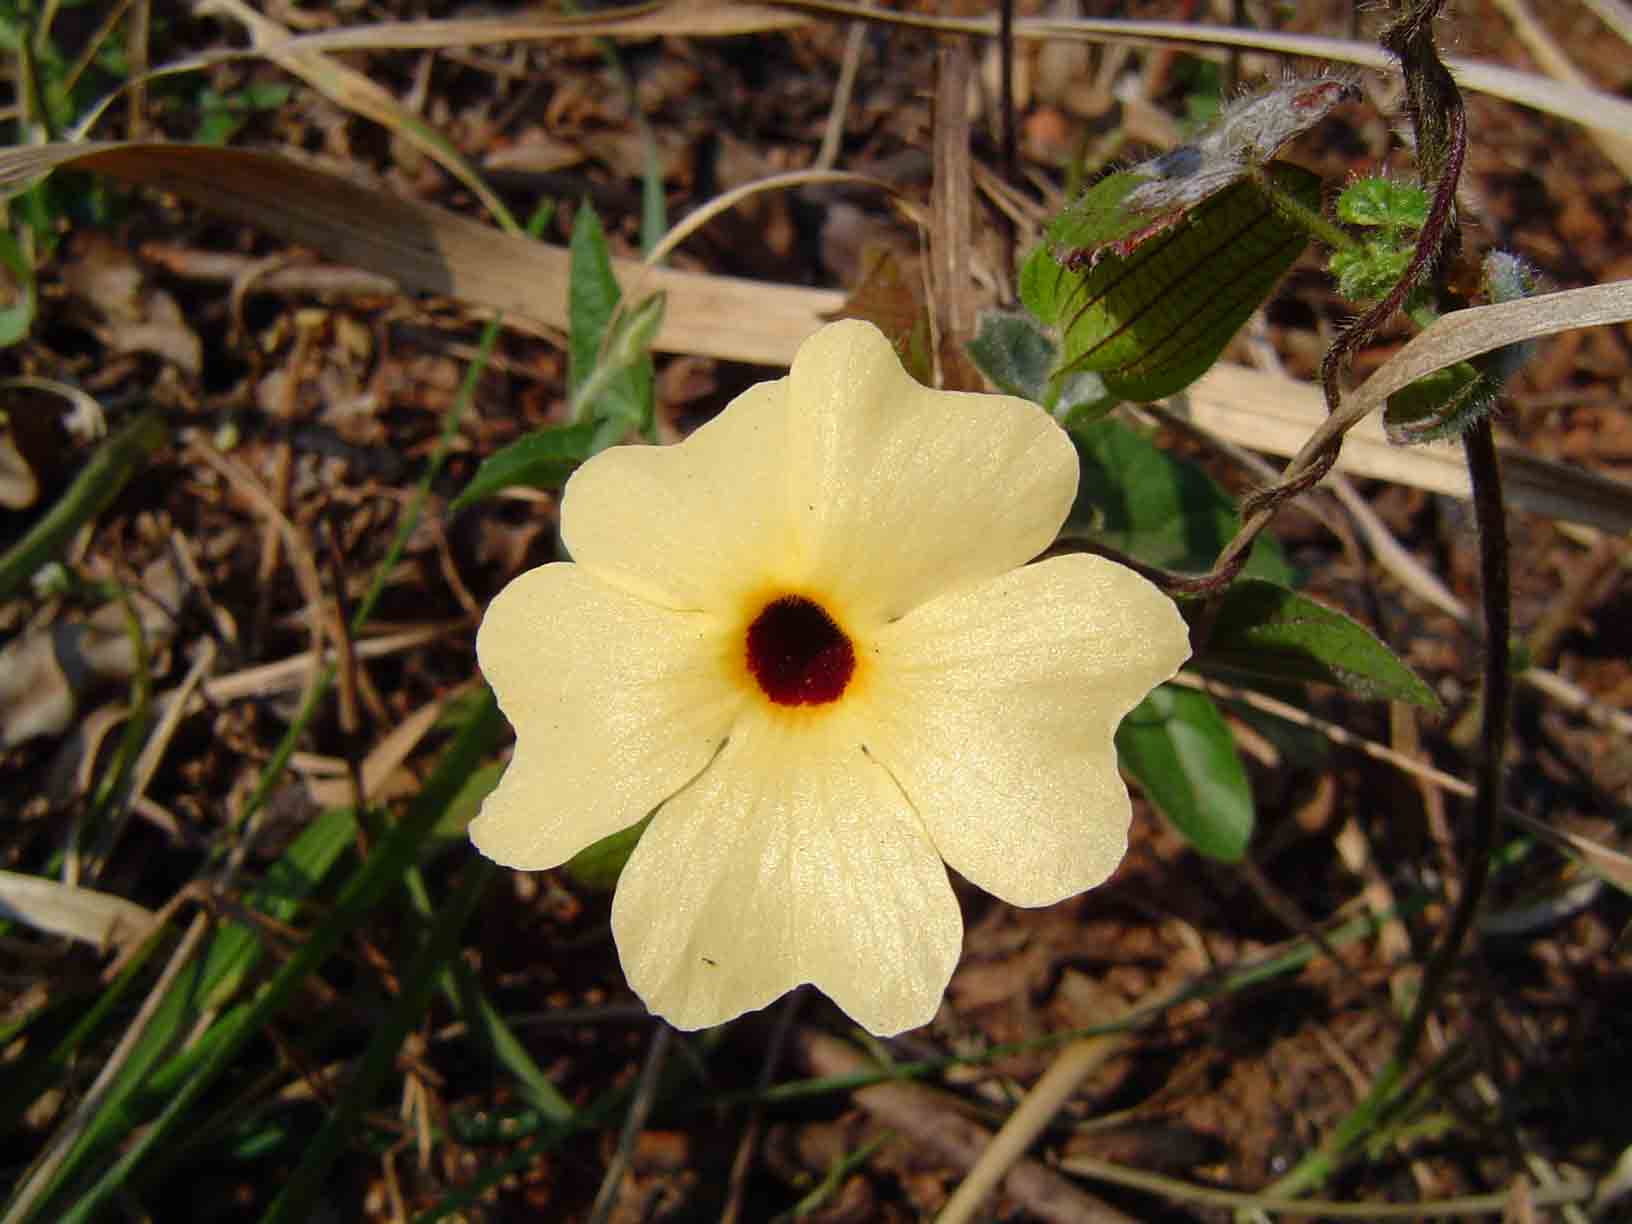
[0,555,185,747]
[193,0,522,234]
[0,432,37,510]
[59,234,202,374]
[303,694,454,808]
[239,0,808,54]
[0,868,155,951]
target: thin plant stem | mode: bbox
[1263,416,1511,1201]
[348,197,555,632]
[1062,1154,1589,1217]
[587,1024,673,1224]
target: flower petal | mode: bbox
[559,319,1078,625]
[471,563,743,870]
[611,711,962,1034]
[866,554,1190,907]
[559,379,795,612]
[783,319,1079,622]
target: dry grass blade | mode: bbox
[1579,0,1632,44]
[762,1,1632,141]
[1504,811,1632,898]
[2,909,210,1224]
[797,1030,1138,1223]
[1489,0,1632,178]
[0,870,155,950]
[641,169,901,267]
[1342,281,1632,421]
[7,145,1628,532]
[303,693,457,809]
[939,1034,1130,1224]
[0,141,843,366]
[248,0,808,52]
[1182,362,1632,534]
[80,0,809,136]
[192,0,520,233]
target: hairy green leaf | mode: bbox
[1029,163,1321,401]
[965,309,1113,420]
[1335,177,1428,229]
[566,202,654,434]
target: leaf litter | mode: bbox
[1,1,1630,1220]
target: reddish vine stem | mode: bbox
[1236,0,1468,526]
[1066,0,1474,626]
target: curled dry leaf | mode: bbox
[0,869,155,951]
[0,432,37,510]
[0,555,186,747]
[59,235,202,375]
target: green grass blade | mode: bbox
[50,691,504,1224]
[0,410,166,602]
[0,916,166,1135]
[260,858,498,1224]
[451,959,574,1122]
[23,808,358,1218]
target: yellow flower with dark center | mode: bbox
[472,319,1190,1035]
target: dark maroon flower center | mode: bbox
[745,595,855,707]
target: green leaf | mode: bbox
[966,309,1055,401]
[1190,579,1438,707]
[0,410,166,604]
[429,759,505,841]
[0,230,36,346]
[569,290,664,446]
[566,203,656,435]
[1334,177,1428,229]
[1384,249,1539,445]
[1382,359,1495,444]
[262,860,498,1224]
[1066,418,1291,583]
[1329,238,1415,303]
[566,812,654,891]
[1041,171,1151,263]
[567,201,622,398]
[1117,684,1254,861]
[1035,163,1321,401]
[448,420,597,513]
[50,695,506,1224]
[28,807,357,1217]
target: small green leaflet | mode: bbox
[1187,578,1438,707]
[1117,683,1254,862]
[1384,250,1539,444]
[1334,177,1428,229]
[964,309,1115,423]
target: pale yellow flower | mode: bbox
[471,319,1190,1035]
